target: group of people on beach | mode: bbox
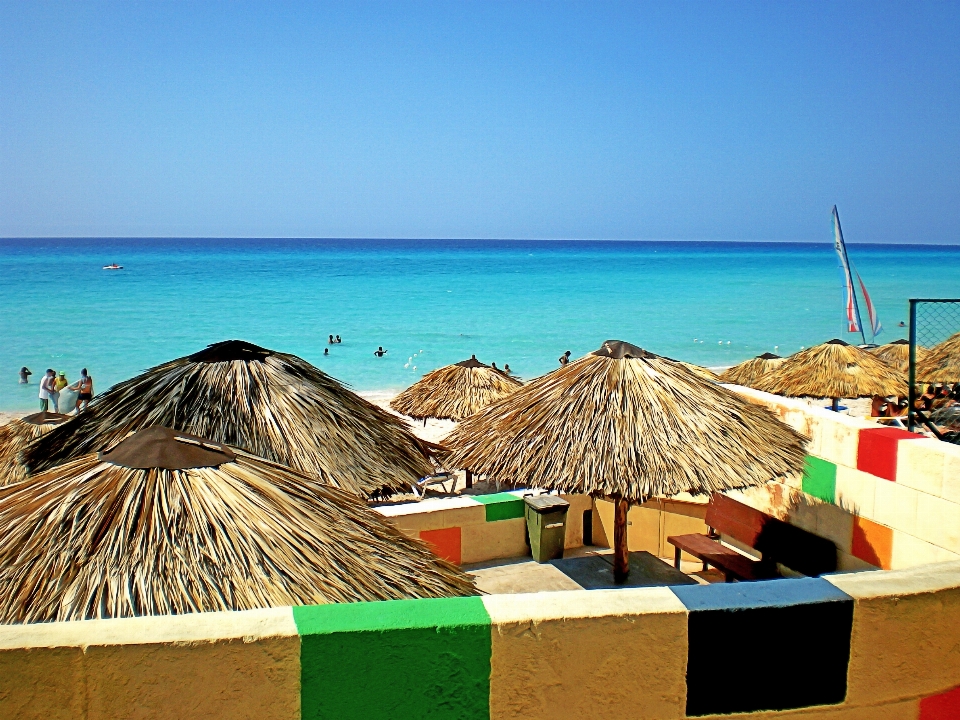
[20,366,93,415]
[871,383,960,419]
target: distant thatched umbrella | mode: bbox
[390,355,523,422]
[916,332,960,384]
[0,426,475,624]
[755,339,908,410]
[870,339,928,375]
[444,340,806,582]
[24,341,433,498]
[0,412,70,485]
[718,353,785,387]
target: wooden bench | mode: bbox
[667,493,837,582]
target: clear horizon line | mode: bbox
[2,235,958,247]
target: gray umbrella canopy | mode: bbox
[444,340,807,580]
[0,426,475,624]
[24,341,433,498]
[0,412,70,485]
[390,355,523,421]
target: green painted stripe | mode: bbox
[472,492,525,522]
[802,455,837,503]
[294,597,491,720]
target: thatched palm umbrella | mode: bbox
[755,339,908,410]
[916,332,960,384]
[24,340,433,498]
[0,426,475,624]
[718,353,785,387]
[0,412,70,485]
[444,340,806,582]
[677,362,719,381]
[870,339,928,375]
[390,355,523,422]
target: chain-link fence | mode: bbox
[909,299,960,437]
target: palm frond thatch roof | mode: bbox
[869,339,928,375]
[0,412,70,485]
[0,426,475,624]
[24,341,433,498]
[443,340,806,502]
[754,339,908,399]
[718,353,785,387]
[916,332,960,383]
[390,356,523,421]
[676,361,719,382]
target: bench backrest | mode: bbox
[706,493,837,577]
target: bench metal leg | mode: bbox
[674,546,682,569]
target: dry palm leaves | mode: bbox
[916,332,960,383]
[0,426,475,624]
[676,362,719,381]
[444,340,806,501]
[0,412,70,485]
[25,341,433,498]
[718,353,785,387]
[870,339,928,375]
[390,356,523,421]
[754,339,907,400]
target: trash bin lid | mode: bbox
[524,495,570,513]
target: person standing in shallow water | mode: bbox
[70,369,94,413]
[19,367,31,383]
[558,350,571,366]
[38,369,56,412]
[374,347,387,357]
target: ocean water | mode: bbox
[2,238,959,413]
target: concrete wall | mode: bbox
[728,385,960,571]
[377,491,593,565]
[3,562,960,718]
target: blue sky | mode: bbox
[1,2,958,242]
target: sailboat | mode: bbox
[832,206,882,347]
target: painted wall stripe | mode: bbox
[473,492,526,522]
[802,454,838,503]
[294,597,491,720]
[857,427,922,482]
[671,578,853,716]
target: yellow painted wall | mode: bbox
[484,588,688,720]
[0,608,301,720]
[593,498,709,562]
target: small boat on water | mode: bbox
[833,206,881,346]
[103,264,123,270]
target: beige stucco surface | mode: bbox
[484,588,688,720]
[827,561,960,705]
[0,607,301,720]
[695,697,919,719]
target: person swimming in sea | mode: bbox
[329,335,335,344]
[503,364,512,375]
[19,367,32,383]
[374,347,387,357]
[559,350,571,366]
[336,335,342,343]
[324,348,329,356]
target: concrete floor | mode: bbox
[464,546,725,594]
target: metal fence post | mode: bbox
[908,299,917,433]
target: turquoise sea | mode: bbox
[2,238,959,413]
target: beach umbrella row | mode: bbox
[444,341,806,582]
[25,340,433,499]
[0,426,475,624]
[916,331,960,384]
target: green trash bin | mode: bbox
[524,495,570,563]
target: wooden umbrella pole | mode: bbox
[614,497,629,583]
[832,397,840,412]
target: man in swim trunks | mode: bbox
[374,347,387,357]
[71,368,94,413]
[38,369,56,412]
[559,350,571,366]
